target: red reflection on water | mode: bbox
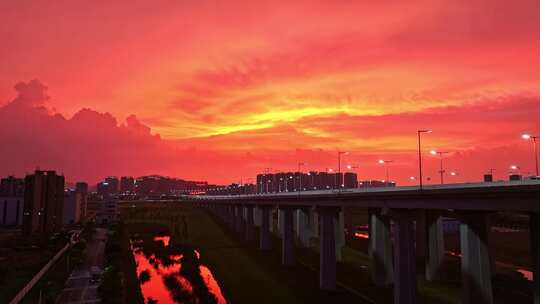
[354,232,369,239]
[447,251,462,258]
[200,265,227,304]
[517,269,533,281]
[132,237,227,303]
[133,250,188,303]
[194,249,201,259]
[154,236,170,246]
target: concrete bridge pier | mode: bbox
[319,206,339,290]
[235,205,245,235]
[393,210,418,304]
[269,208,275,233]
[214,204,221,220]
[368,208,374,258]
[459,212,493,304]
[253,207,261,227]
[226,205,234,228]
[369,208,394,286]
[312,208,320,238]
[426,210,445,281]
[334,208,345,261]
[530,213,540,304]
[415,210,427,266]
[296,208,312,247]
[278,208,286,237]
[223,205,229,223]
[245,205,255,241]
[260,206,272,251]
[281,207,296,266]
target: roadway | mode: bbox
[57,227,108,304]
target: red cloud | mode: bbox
[0,81,537,185]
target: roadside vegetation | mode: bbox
[0,222,91,303]
[98,223,144,304]
[20,240,87,304]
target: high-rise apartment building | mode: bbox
[0,176,24,196]
[104,176,119,193]
[22,170,65,235]
[0,175,24,226]
[63,189,81,224]
[76,182,88,221]
[120,176,135,193]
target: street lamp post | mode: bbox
[430,150,449,184]
[297,162,305,193]
[338,151,349,188]
[417,129,432,189]
[327,168,336,189]
[522,134,539,177]
[378,159,394,185]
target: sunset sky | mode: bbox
[1,1,539,185]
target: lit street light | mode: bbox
[347,164,358,173]
[430,150,450,184]
[417,129,432,189]
[327,167,338,189]
[522,133,539,177]
[297,162,305,192]
[378,159,394,185]
[338,151,349,188]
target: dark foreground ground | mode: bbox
[119,202,534,304]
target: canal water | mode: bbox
[131,235,227,304]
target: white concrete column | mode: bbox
[426,211,445,281]
[245,206,254,241]
[334,208,345,261]
[393,210,418,304]
[296,208,312,247]
[254,207,261,227]
[460,212,493,304]
[415,210,427,263]
[260,206,272,251]
[319,207,338,290]
[234,205,244,233]
[281,207,295,266]
[312,208,320,237]
[269,208,275,233]
[278,208,286,237]
[370,209,393,286]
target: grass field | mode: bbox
[123,203,470,304]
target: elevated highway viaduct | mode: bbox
[188,180,540,304]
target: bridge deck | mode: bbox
[189,180,540,211]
